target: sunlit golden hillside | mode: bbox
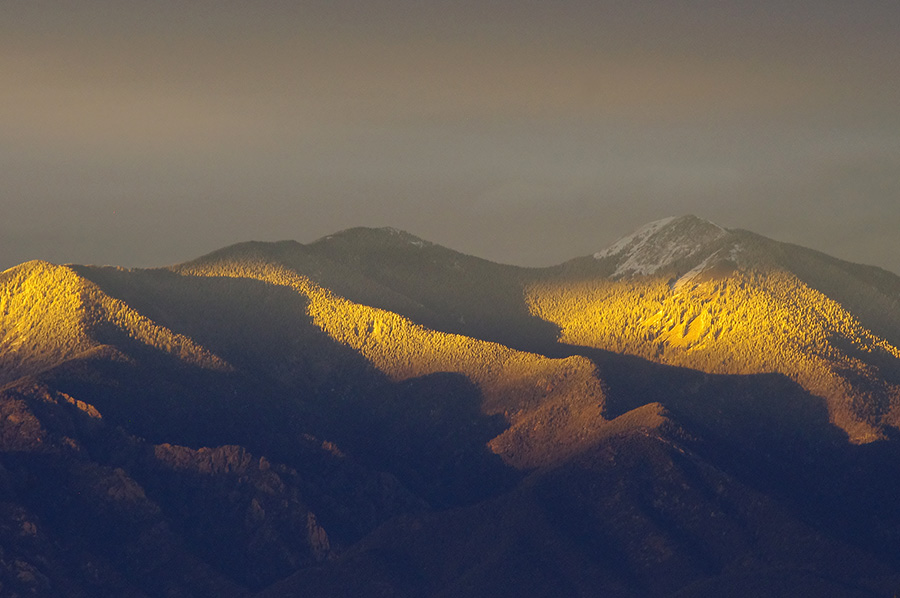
[529,217,900,442]
[174,253,608,468]
[0,260,227,388]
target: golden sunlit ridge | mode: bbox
[175,257,612,468]
[0,260,229,389]
[528,266,900,442]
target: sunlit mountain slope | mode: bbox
[0,260,227,389]
[528,216,900,442]
[172,251,607,468]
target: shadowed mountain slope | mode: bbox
[258,412,899,598]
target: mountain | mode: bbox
[530,215,900,442]
[1,217,900,597]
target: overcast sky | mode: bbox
[3,1,899,273]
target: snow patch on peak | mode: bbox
[593,217,678,261]
[595,216,729,277]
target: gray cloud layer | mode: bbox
[2,1,899,272]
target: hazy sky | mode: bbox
[3,1,899,273]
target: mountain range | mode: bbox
[1,215,899,597]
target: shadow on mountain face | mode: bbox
[257,425,900,598]
[0,451,247,597]
[2,379,429,593]
[297,230,564,349]
[548,344,900,574]
[326,372,518,508]
[517,339,848,457]
[54,267,521,512]
[19,345,519,591]
[772,240,900,351]
[0,385,254,596]
[70,265,369,391]
[173,233,564,350]
[581,347,846,447]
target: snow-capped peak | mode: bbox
[594,216,729,276]
[594,217,679,260]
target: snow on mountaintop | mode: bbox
[594,216,729,276]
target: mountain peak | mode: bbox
[314,226,432,250]
[594,215,730,276]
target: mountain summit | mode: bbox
[534,216,900,443]
[594,215,731,277]
[2,217,900,597]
